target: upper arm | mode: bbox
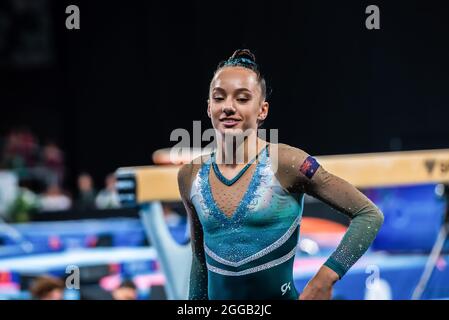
[277,144,379,219]
[178,161,209,299]
[277,144,384,279]
[177,162,205,256]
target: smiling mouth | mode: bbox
[221,119,241,128]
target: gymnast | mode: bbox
[177,49,384,300]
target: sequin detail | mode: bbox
[206,246,297,277]
[204,215,300,267]
[197,147,270,227]
[211,148,263,186]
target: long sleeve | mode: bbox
[178,163,209,299]
[187,204,209,299]
[276,144,384,279]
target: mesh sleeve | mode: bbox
[276,144,384,279]
[178,163,209,299]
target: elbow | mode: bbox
[354,203,384,232]
[373,206,384,231]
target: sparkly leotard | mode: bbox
[179,143,384,300]
[189,146,302,299]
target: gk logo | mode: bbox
[281,282,291,295]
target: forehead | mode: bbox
[211,66,259,91]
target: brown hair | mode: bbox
[30,275,65,299]
[213,49,269,100]
[212,49,270,127]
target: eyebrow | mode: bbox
[212,87,252,94]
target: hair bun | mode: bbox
[213,48,268,101]
[229,49,256,63]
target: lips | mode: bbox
[220,118,241,128]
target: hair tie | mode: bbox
[224,57,256,67]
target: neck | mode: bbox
[215,129,265,166]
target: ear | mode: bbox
[207,99,211,119]
[258,101,269,122]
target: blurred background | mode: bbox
[0,0,448,300]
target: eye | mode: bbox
[237,97,249,103]
[213,96,224,102]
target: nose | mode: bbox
[222,102,236,115]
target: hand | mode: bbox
[298,265,339,300]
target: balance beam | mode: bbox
[116,148,449,204]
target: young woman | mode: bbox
[177,49,384,300]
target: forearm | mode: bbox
[278,146,384,283]
[188,254,209,300]
[324,203,384,279]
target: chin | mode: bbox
[220,126,243,136]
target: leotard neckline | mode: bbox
[211,144,268,186]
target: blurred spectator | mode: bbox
[29,275,65,300]
[112,279,138,300]
[0,171,18,219]
[7,182,40,223]
[1,128,39,179]
[75,173,97,211]
[162,203,182,227]
[95,173,121,209]
[79,279,138,300]
[40,141,65,186]
[1,128,68,195]
[39,183,72,212]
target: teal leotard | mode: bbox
[182,143,384,300]
[190,146,302,299]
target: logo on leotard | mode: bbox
[299,156,320,179]
[281,282,291,296]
